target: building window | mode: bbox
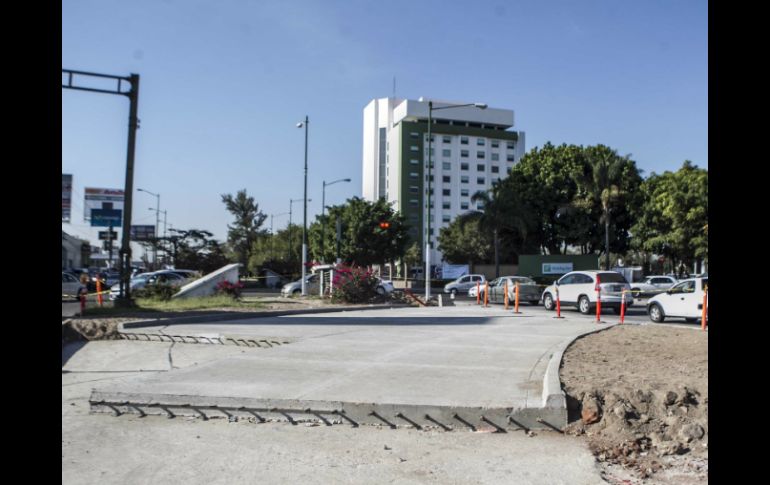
[477,202,485,210]
[477,138,485,146]
[507,141,515,149]
[425,175,434,182]
[443,175,451,183]
[477,151,485,159]
[461,189,469,197]
[461,175,469,184]
[442,202,451,209]
[491,153,499,161]
[460,163,469,171]
[461,202,469,210]
[442,149,451,157]
[477,164,485,172]
[410,132,419,139]
[477,177,486,184]
[507,167,512,174]
[410,172,419,178]
[442,215,451,223]
[491,166,499,173]
[491,140,499,148]
[410,145,419,152]
[442,135,452,143]
[410,158,419,165]
[442,189,451,196]
[507,155,515,162]
[442,162,451,170]
[410,199,419,205]
[426,134,435,142]
[409,186,419,194]
[460,136,469,145]
[460,149,469,158]
[426,188,434,195]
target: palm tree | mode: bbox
[573,146,629,270]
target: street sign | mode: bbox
[98,231,118,241]
[90,208,123,227]
[130,225,155,241]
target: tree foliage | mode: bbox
[164,228,230,274]
[437,212,492,265]
[221,189,267,268]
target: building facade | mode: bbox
[362,97,525,264]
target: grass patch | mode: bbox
[80,296,264,316]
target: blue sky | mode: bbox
[62,0,707,248]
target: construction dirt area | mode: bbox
[561,324,708,485]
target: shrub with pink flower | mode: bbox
[215,279,244,299]
[331,265,380,303]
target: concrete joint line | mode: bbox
[117,331,290,349]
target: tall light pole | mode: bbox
[148,207,167,266]
[297,116,310,295]
[418,98,487,301]
[289,198,310,265]
[270,212,290,261]
[321,178,351,262]
[137,188,159,267]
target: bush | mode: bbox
[134,283,177,301]
[331,265,380,303]
[215,280,244,299]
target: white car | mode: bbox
[647,277,708,323]
[468,284,479,298]
[62,272,82,301]
[444,274,486,295]
[630,276,678,297]
[541,270,634,315]
[376,279,394,295]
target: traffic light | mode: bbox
[379,221,390,229]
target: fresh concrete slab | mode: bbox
[93,306,607,430]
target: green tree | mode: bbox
[165,228,230,274]
[221,189,268,268]
[308,197,409,267]
[631,161,707,272]
[437,212,492,266]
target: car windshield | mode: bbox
[598,272,627,283]
[512,277,536,285]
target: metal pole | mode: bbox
[119,73,139,302]
[425,101,432,301]
[154,194,160,268]
[321,181,326,263]
[302,115,309,296]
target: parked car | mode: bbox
[376,278,394,295]
[468,284,479,298]
[281,273,319,297]
[541,271,634,315]
[647,277,708,323]
[444,274,486,296]
[485,276,541,305]
[109,270,187,300]
[630,275,678,297]
[62,271,82,301]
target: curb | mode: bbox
[541,323,619,414]
[120,303,413,330]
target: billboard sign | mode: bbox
[542,263,574,275]
[84,187,124,221]
[441,264,469,280]
[98,230,118,241]
[130,225,156,241]
[90,208,123,227]
[62,174,72,222]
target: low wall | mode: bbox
[173,263,242,299]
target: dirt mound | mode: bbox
[560,325,707,483]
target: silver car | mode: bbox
[444,274,486,296]
[630,275,677,297]
[485,276,541,305]
[281,274,319,297]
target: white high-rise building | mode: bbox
[362,97,525,265]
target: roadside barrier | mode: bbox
[504,281,509,310]
[595,275,602,323]
[476,282,480,305]
[514,281,521,314]
[619,290,627,324]
[701,285,708,331]
[554,287,564,319]
[96,279,103,307]
[484,281,489,307]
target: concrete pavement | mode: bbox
[90,305,611,431]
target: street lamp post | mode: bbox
[419,98,487,301]
[288,198,310,265]
[137,188,159,268]
[297,116,310,296]
[321,178,351,262]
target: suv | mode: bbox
[647,277,708,323]
[444,274,486,296]
[541,270,634,315]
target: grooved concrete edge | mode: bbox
[119,303,413,330]
[541,323,618,409]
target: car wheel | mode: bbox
[649,303,665,323]
[376,286,386,295]
[578,296,592,315]
[543,293,555,311]
[292,289,301,296]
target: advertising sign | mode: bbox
[98,231,118,241]
[90,208,123,227]
[62,174,72,222]
[130,225,156,241]
[542,263,574,275]
[441,264,469,280]
[84,187,124,221]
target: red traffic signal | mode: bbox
[379,221,390,229]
